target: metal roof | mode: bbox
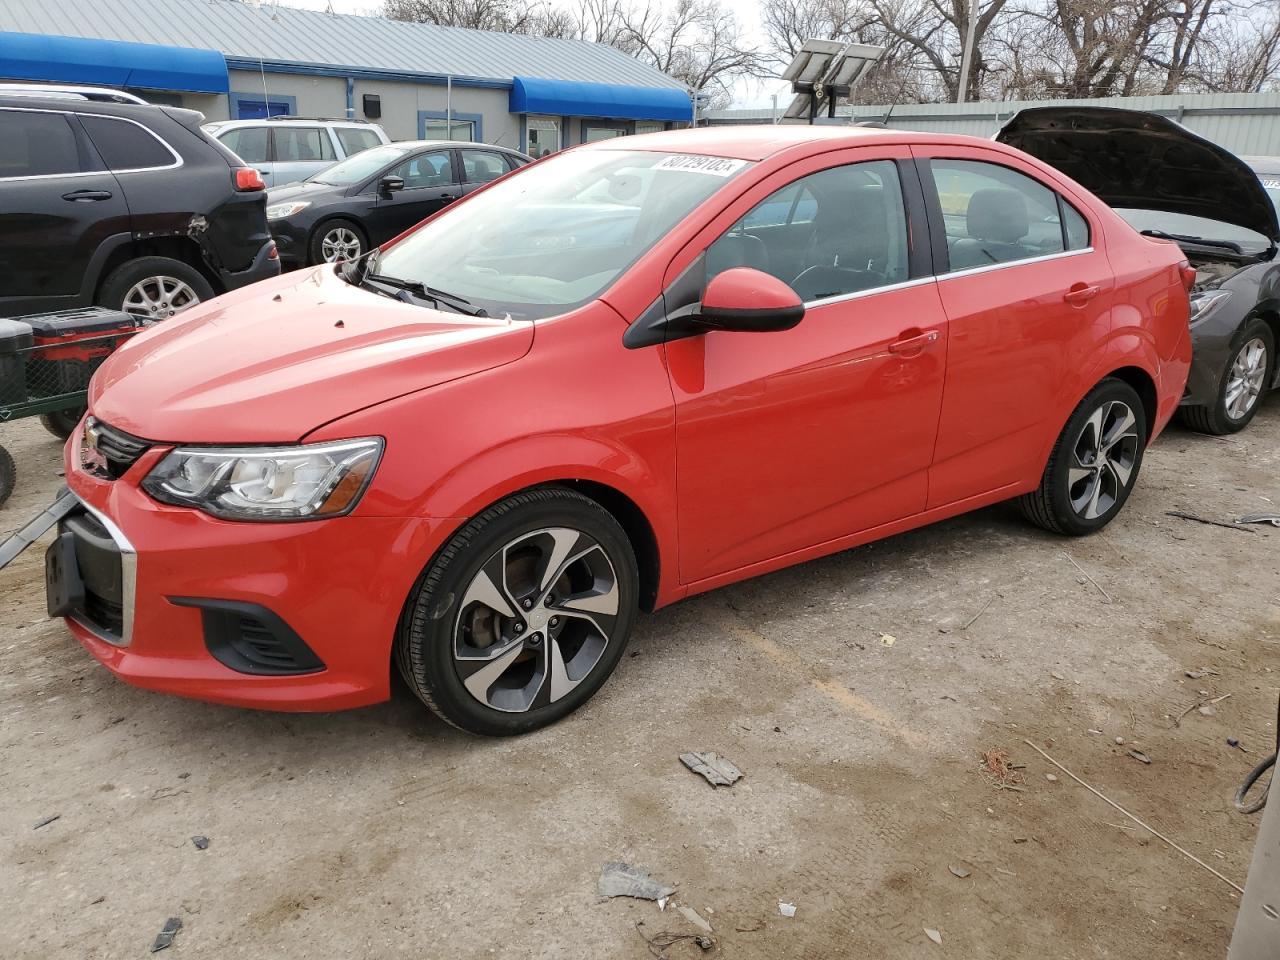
[0,0,686,90]
[706,92,1280,156]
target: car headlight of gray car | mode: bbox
[1189,289,1233,325]
[142,438,383,521]
[266,201,311,221]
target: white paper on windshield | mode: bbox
[1262,178,1280,189]
[653,155,748,177]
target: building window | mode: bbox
[581,121,632,143]
[229,92,297,120]
[635,121,664,136]
[418,111,483,143]
[526,117,560,157]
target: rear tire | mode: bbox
[98,256,213,325]
[1179,318,1273,435]
[40,409,82,441]
[1019,378,1147,536]
[0,444,14,507]
[397,487,638,736]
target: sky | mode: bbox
[256,0,791,108]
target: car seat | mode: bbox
[791,185,891,301]
[949,189,1030,268]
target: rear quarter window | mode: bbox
[335,127,382,157]
[219,127,269,165]
[80,115,176,171]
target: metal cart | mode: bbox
[0,310,138,507]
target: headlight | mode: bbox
[1189,289,1232,325]
[265,201,311,221]
[142,438,383,521]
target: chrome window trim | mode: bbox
[0,107,181,182]
[804,274,938,309]
[797,247,1095,309]
[939,246,1095,282]
[70,494,137,648]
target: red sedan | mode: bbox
[55,125,1191,734]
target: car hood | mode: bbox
[996,107,1280,243]
[267,180,346,204]
[89,267,534,443]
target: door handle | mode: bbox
[888,329,940,356]
[440,194,456,201]
[62,189,113,202]
[1063,283,1100,305]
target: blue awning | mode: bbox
[511,76,690,122]
[0,32,229,94]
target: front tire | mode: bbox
[1180,318,1274,435]
[39,409,82,441]
[0,444,14,507]
[308,219,366,265]
[1019,378,1147,536]
[397,487,639,736]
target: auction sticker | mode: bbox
[653,154,748,177]
[1262,178,1280,189]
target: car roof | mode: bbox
[0,95,186,120]
[584,123,986,161]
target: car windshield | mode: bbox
[371,149,752,320]
[1116,208,1271,255]
[310,144,407,185]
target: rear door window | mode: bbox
[0,110,81,177]
[929,159,1066,270]
[335,127,382,157]
[271,127,336,163]
[80,115,176,171]
[461,149,515,184]
[219,127,269,164]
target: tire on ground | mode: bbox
[40,409,84,442]
[1179,317,1274,436]
[97,256,214,321]
[308,219,367,266]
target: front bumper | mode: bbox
[218,239,282,292]
[57,429,450,712]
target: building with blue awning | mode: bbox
[0,0,693,153]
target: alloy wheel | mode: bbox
[1067,399,1140,520]
[122,276,200,324]
[320,227,362,262]
[1224,337,1268,421]
[453,527,620,713]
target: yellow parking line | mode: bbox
[716,609,931,750]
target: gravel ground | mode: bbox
[1,402,1277,959]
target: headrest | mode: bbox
[967,188,1029,244]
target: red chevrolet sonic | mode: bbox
[54,125,1191,734]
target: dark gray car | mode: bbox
[998,108,1280,435]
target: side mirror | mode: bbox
[380,175,404,194]
[697,267,804,333]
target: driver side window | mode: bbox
[706,161,909,304]
[389,151,454,190]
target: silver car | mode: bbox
[203,116,391,188]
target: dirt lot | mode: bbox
[1,402,1277,960]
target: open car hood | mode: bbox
[996,106,1280,243]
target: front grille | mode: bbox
[89,418,152,479]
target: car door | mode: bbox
[665,149,949,583]
[458,148,520,196]
[911,147,1116,507]
[269,125,337,187]
[0,108,129,316]
[369,149,460,242]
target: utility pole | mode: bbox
[956,0,980,104]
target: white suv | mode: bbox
[203,117,391,188]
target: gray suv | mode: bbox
[204,116,390,188]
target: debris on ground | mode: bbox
[33,814,60,830]
[1045,773,1058,782]
[735,919,765,932]
[1185,668,1220,679]
[1174,692,1232,727]
[1166,510,1255,534]
[191,836,209,850]
[980,747,1025,790]
[924,927,943,945]
[635,922,712,958]
[778,901,797,918]
[1237,514,1280,527]
[880,633,896,647]
[1128,749,1152,764]
[1199,705,1217,717]
[948,863,972,878]
[597,862,675,901]
[677,905,713,934]
[679,752,742,787]
[962,596,996,631]
[150,918,182,953]
[1227,737,1243,749]
[1063,552,1112,602]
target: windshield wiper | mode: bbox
[1140,229,1244,255]
[362,274,486,316]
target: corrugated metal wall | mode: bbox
[707,92,1280,156]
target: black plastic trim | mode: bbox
[911,157,951,276]
[169,597,326,676]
